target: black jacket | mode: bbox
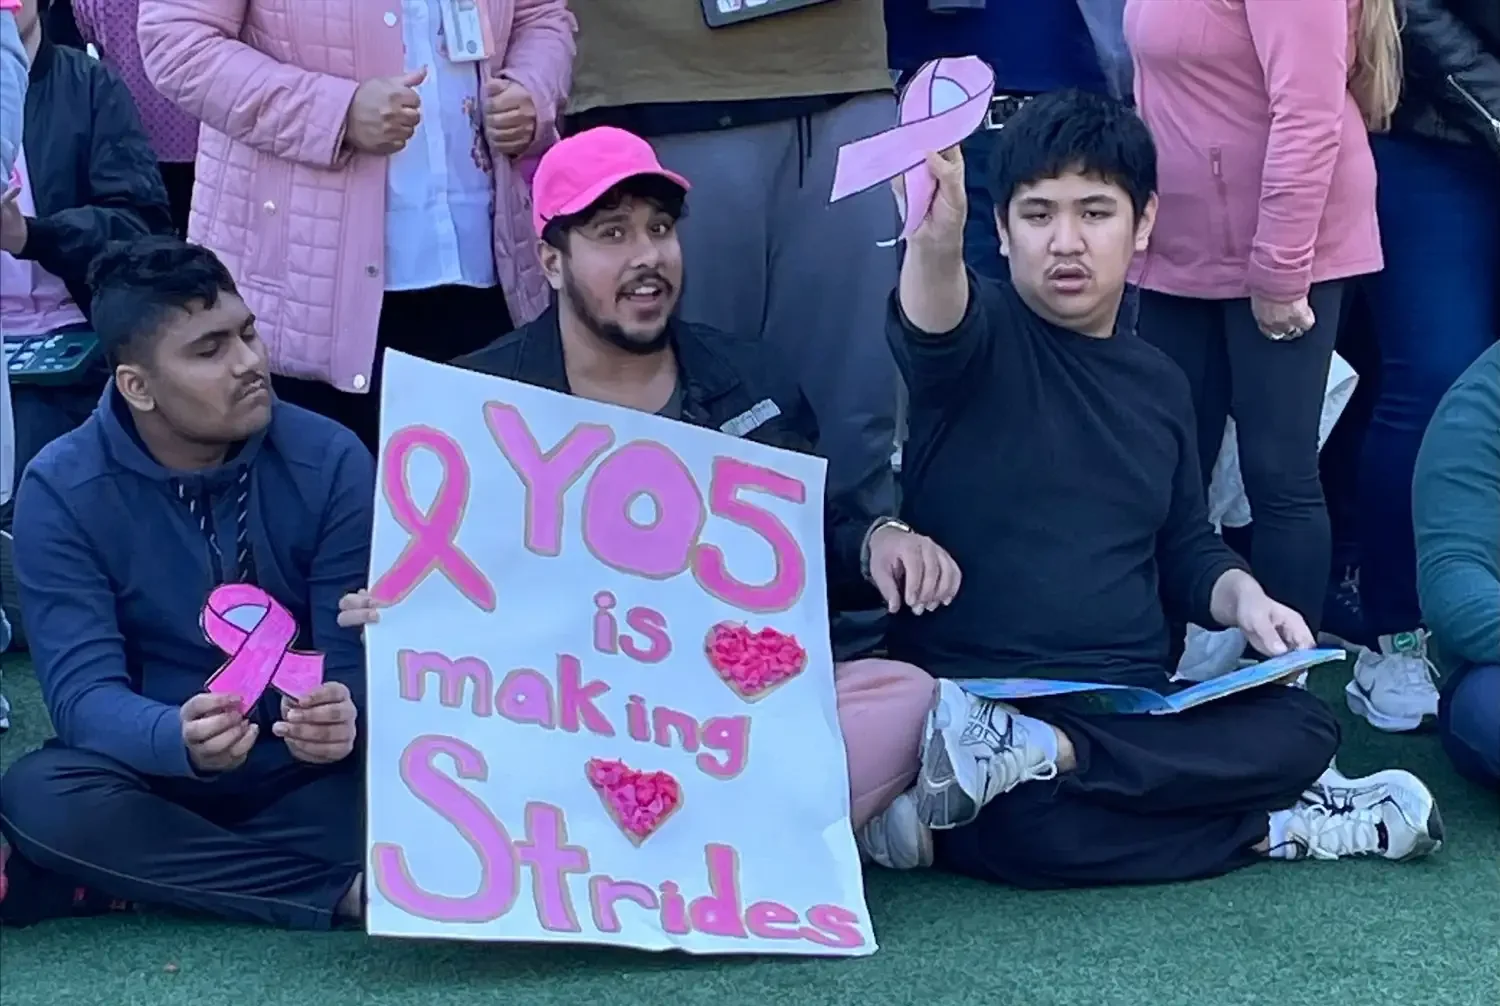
[454,306,883,620]
[1393,0,1500,156]
[18,35,173,318]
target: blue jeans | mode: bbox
[1359,135,1500,635]
[961,129,1008,283]
[1441,665,1500,789]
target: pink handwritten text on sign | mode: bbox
[829,55,995,244]
[368,734,867,949]
[369,404,809,615]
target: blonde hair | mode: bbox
[1350,0,1403,133]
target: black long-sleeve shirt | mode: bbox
[19,35,173,317]
[886,274,1245,688]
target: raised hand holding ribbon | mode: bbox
[828,56,995,244]
[894,146,967,250]
[200,583,325,711]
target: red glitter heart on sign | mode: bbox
[585,758,684,846]
[704,622,808,702]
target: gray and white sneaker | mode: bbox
[1274,769,1444,862]
[913,679,1058,829]
[856,790,933,870]
[1345,631,1440,732]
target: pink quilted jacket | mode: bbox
[137,0,576,392]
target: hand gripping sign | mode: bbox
[201,583,324,709]
[828,56,996,245]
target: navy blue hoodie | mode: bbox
[13,387,374,781]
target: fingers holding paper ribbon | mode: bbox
[829,56,994,244]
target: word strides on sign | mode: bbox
[364,351,875,956]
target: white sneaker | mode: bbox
[913,679,1059,829]
[856,790,932,870]
[1345,631,1440,732]
[1273,769,1444,862]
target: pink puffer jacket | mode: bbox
[138,0,575,393]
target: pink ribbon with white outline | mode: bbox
[829,56,996,243]
[201,583,324,707]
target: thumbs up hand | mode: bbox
[344,67,429,156]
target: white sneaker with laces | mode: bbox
[913,679,1058,829]
[1273,768,1444,862]
[856,790,932,870]
[1345,630,1440,732]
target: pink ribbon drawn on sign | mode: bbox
[201,583,325,708]
[829,56,996,244]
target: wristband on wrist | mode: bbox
[860,517,913,582]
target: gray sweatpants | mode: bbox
[652,93,902,520]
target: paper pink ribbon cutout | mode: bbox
[201,583,324,707]
[829,56,996,244]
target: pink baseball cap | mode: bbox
[531,127,691,238]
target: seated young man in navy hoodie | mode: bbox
[0,237,374,929]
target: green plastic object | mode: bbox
[3,330,101,386]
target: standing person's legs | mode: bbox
[650,123,775,350]
[158,161,196,238]
[1439,665,1500,789]
[273,284,513,454]
[834,658,934,828]
[9,381,104,496]
[1360,136,1500,641]
[1221,283,1342,631]
[766,93,900,521]
[0,745,362,929]
[1135,290,1232,484]
[960,128,1006,283]
[655,100,901,517]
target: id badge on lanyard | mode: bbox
[438,0,490,62]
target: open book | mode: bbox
[959,648,1345,715]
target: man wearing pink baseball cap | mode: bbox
[447,126,959,856]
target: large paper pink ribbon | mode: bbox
[201,584,324,708]
[829,56,995,243]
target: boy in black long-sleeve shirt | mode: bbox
[858,91,1444,886]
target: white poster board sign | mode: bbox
[363,351,875,956]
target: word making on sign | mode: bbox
[363,352,873,957]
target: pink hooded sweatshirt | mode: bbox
[137,0,576,393]
[1126,0,1383,302]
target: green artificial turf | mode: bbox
[0,656,1496,1006]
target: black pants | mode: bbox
[159,161,195,237]
[935,686,1340,888]
[0,744,363,930]
[3,368,109,530]
[1136,283,1343,632]
[273,284,513,454]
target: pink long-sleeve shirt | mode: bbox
[1126,0,1382,302]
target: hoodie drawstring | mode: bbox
[173,468,256,585]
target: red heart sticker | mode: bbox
[704,621,808,703]
[585,758,684,846]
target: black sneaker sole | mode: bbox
[1404,803,1446,861]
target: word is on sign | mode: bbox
[362,351,873,956]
